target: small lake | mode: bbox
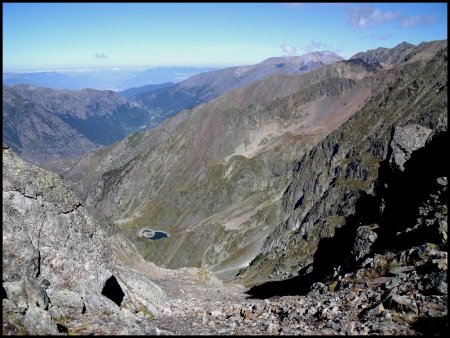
[139,228,169,241]
[151,231,168,240]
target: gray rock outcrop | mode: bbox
[388,124,432,171]
[2,147,165,334]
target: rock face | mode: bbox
[3,147,113,294]
[388,124,432,171]
[2,147,166,335]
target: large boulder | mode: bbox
[23,305,59,335]
[388,124,432,171]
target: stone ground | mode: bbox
[3,244,447,336]
[149,244,447,335]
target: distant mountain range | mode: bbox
[129,51,344,120]
[3,51,344,165]
[2,66,218,91]
[3,85,153,164]
[119,82,174,98]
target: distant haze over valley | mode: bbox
[2,66,219,91]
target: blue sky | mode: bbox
[3,2,448,71]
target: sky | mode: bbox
[3,2,448,72]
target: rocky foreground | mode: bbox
[3,183,447,336]
[149,240,447,335]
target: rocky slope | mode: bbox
[2,145,281,335]
[2,146,244,335]
[239,47,447,285]
[4,144,446,336]
[130,51,343,123]
[48,56,382,280]
[3,85,153,164]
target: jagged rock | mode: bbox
[49,289,84,310]
[23,305,59,335]
[3,281,26,303]
[309,282,328,294]
[23,277,49,310]
[3,148,114,299]
[48,305,68,321]
[2,221,40,281]
[388,124,432,171]
[3,148,164,334]
[3,278,49,310]
[112,265,167,316]
[363,303,385,318]
[353,225,378,261]
[422,271,447,295]
[436,176,447,187]
[384,295,418,315]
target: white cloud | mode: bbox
[280,43,298,56]
[348,6,399,29]
[401,13,439,28]
[301,40,342,54]
[95,52,108,59]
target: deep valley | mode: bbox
[2,39,448,335]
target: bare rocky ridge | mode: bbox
[350,39,446,68]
